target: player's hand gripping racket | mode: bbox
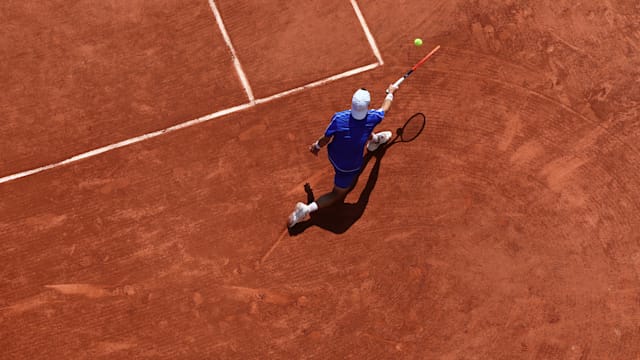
[386,45,441,94]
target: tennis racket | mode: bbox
[387,45,441,93]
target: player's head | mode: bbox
[351,88,370,120]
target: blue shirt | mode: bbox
[324,109,385,172]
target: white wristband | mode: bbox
[385,93,394,101]
[313,142,321,150]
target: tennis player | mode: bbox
[287,84,398,228]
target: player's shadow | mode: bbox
[288,144,390,236]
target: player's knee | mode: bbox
[332,186,349,197]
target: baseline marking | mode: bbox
[208,0,255,103]
[350,0,384,65]
[0,64,380,185]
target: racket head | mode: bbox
[398,112,426,143]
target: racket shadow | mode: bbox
[288,144,389,236]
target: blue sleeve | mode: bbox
[371,109,385,126]
[324,114,338,137]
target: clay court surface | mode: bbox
[1,0,640,358]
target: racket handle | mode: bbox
[385,78,405,94]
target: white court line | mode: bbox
[255,62,379,105]
[0,64,380,185]
[0,103,253,184]
[350,0,384,65]
[208,0,255,102]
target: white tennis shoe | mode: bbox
[288,202,310,228]
[367,131,392,152]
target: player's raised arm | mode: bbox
[380,84,398,113]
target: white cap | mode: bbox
[351,88,370,120]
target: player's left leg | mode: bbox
[367,131,392,152]
[287,168,358,227]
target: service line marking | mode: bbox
[350,0,384,65]
[255,62,380,105]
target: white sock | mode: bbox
[308,202,318,212]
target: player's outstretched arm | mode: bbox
[380,84,398,112]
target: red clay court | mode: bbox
[1,0,640,358]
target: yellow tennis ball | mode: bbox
[414,38,423,46]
